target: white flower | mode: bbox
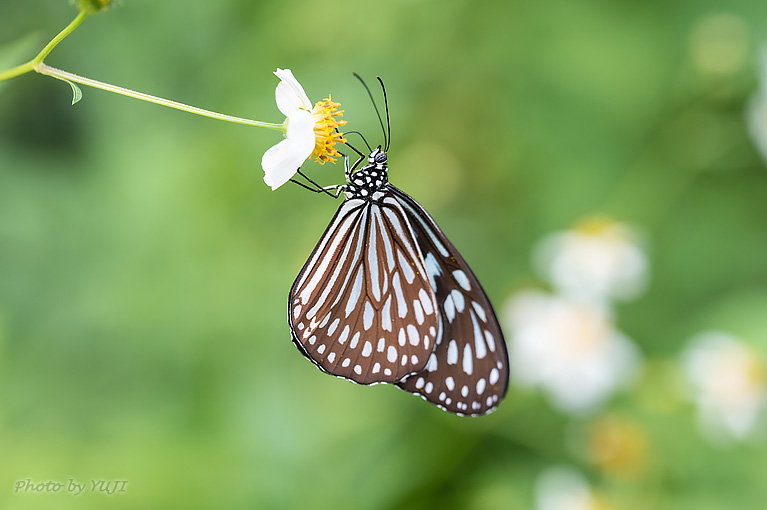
[535,217,648,304]
[747,45,767,164]
[681,331,766,443]
[261,69,346,190]
[504,290,641,414]
[535,466,608,510]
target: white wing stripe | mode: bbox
[367,210,381,301]
[374,207,396,271]
[470,310,487,359]
[297,200,363,294]
[392,272,408,318]
[345,266,364,317]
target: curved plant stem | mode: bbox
[36,64,286,130]
[0,11,285,131]
[0,11,89,82]
[33,11,89,65]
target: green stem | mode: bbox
[0,11,89,82]
[33,11,89,65]
[0,61,34,82]
[36,63,287,131]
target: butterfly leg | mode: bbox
[290,170,342,198]
[343,152,366,178]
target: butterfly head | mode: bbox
[368,146,388,168]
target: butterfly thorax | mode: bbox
[343,147,389,200]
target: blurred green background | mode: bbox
[1,0,766,509]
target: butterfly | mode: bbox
[287,79,508,416]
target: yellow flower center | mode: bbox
[310,95,347,164]
[576,215,617,236]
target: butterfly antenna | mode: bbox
[377,77,391,152]
[342,130,372,153]
[353,72,387,152]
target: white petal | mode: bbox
[274,68,312,115]
[261,109,315,190]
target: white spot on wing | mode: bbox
[338,325,350,344]
[427,353,438,372]
[463,343,474,375]
[363,301,374,331]
[445,376,455,391]
[452,270,471,291]
[476,378,486,395]
[413,299,424,325]
[484,330,496,352]
[407,324,420,346]
[387,345,397,363]
[381,295,393,331]
[447,340,459,365]
[489,367,500,385]
[444,294,456,323]
[418,288,434,315]
[328,318,340,335]
[424,253,441,292]
[471,301,487,322]
[362,341,372,357]
[471,311,487,359]
[397,249,416,284]
[451,289,465,312]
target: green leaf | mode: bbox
[50,74,84,105]
[66,79,83,105]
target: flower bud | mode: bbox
[78,0,115,14]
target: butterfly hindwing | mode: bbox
[391,187,510,416]
[288,194,440,384]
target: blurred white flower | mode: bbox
[747,46,767,164]
[535,466,610,510]
[261,68,346,190]
[505,290,641,414]
[681,331,767,443]
[535,217,648,304]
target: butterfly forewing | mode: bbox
[289,193,440,384]
[391,187,510,416]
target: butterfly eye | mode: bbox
[375,151,387,164]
